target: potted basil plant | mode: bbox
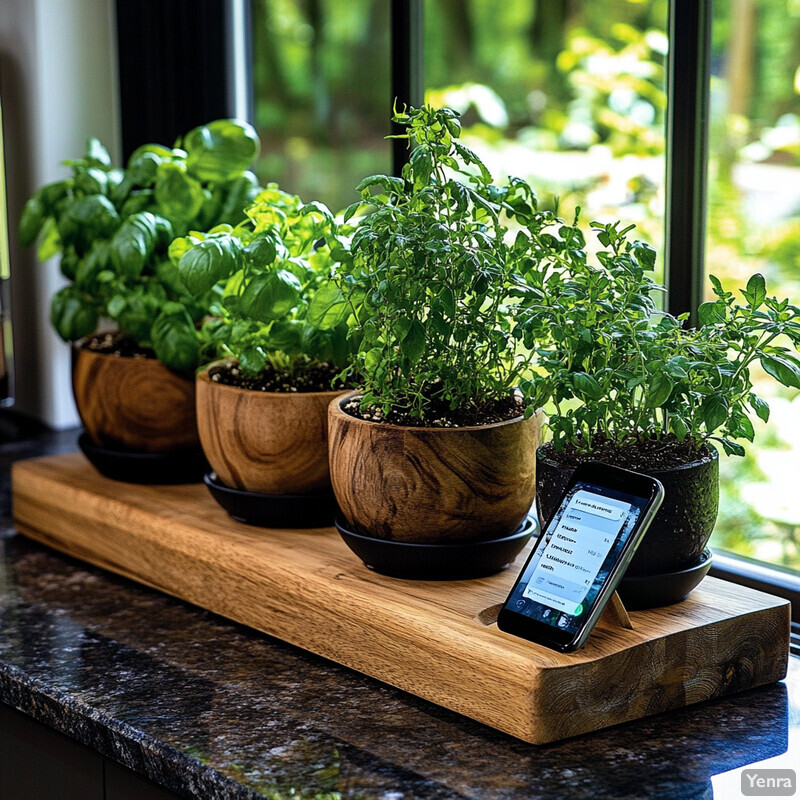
[519,218,800,607]
[173,185,355,526]
[323,104,555,578]
[19,120,262,483]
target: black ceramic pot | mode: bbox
[536,443,719,579]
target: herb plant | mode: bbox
[519,219,800,458]
[172,185,354,381]
[19,120,262,371]
[322,104,559,422]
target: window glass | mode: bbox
[706,0,800,570]
[424,0,668,284]
[250,0,392,213]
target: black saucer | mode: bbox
[335,515,537,580]
[618,548,713,610]
[204,472,340,528]
[78,432,207,484]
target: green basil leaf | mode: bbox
[245,234,278,268]
[343,202,363,223]
[155,161,205,222]
[355,174,404,196]
[663,356,689,379]
[59,249,80,281]
[127,151,162,186]
[195,187,222,231]
[307,282,349,330]
[217,172,261,225]
[115,291,161,344]
[760,354,800,389]
[178,235,243,297]
[152,214,175,250]
[238,346,267,376]
[183,120,260,183]
[702,393,729,432]
[151,308,199,371]
[49,286,98,341]
[19,195,45,246]
[645,371,674,408]
[708,274,725,297]
[300,324,333,363]
[719,438,746,457]
[222,268,245,302]
[107,295,126,318]
[410,146,434,184]
[745,273,767,308]
[239,269,302,322]
[110,174,135,207]
[698,300,727,326]
[402,319,426,363]
[168,234,201,267]
[632,240,656,270]
[56,194,120,255]
[749,394,770,423]
[327,322,353,370]
[732,410,755,442]
[669,415,688,441]
[268,320,304,355]
[39,181,71,215]
[439,286,456,318]
[430,312,450,336]
[109,211,160,278]
[74,168,108,196]
[154,259,190,297]
[573,372,603,401]
[75,242,111,288]
[35,218,62,261]
[395,317,413,341]
[119,190,154,218]
[127,144,172,170]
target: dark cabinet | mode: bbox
[0,703,182,800]
[106,760,183,800]
[0,702,103,800]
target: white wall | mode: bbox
[0,0,120,428]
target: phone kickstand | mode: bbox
[600,591,634,630]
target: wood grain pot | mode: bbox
[196,368,346,494]
[72,347,199,453]
[328,394,541,543]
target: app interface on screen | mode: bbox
[505,481,647,636]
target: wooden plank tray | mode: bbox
[11,453,791,744]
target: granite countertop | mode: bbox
[0,419,798,800]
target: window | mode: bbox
[705,0,800,575]
[424,0,668,284]
[250,0,392,212]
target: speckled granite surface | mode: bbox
[1,418,798,800]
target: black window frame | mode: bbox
[115,0,241,160]
[116,0,798,627]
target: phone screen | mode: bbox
[504,480,650,637]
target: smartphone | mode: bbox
[497,462,664,653]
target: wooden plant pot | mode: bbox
[72,347,199,454]
[328,393,541,543]
[196,368,346,495]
